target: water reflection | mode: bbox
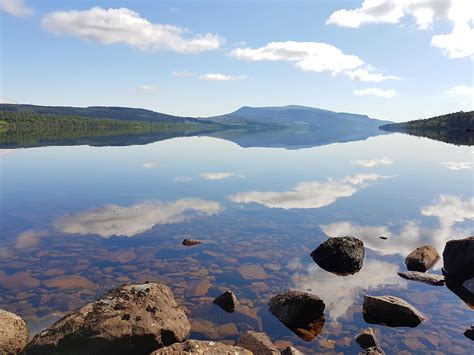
[15,230,49,249]
[441,161,473,170]
[53,198,221,238]
[351,157,393,168]
[229,173,392,209]
[200,172,244,181]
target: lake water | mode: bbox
[0,133,473,353]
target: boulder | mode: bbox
[355,328,379,349]
[0,309,29,354]
[404,246,439,272]
[24,283,190,355]
[443,237,474,282]
[311,236,365,275]
[362,295,425,327]
[152,340,252,354]
[237,331,279,355]
[281,346,304,355]
[446,279,474,309]
[213,291,238,313]
[182,239,202,246]
[268,290,325,340]
[397,271,445,286]
[464,326,474,341]
[359,346,385,355]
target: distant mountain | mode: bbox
[380,111,474,146]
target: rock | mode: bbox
[355,328,379,349]
[310,236,365,275]
[404,245,440,272]
[464,278,474,293]
[362,295,425,327]
[0,309,29,354]
[397,271,445,286]
[213,291,238,313]
[443,236,474,282]
[237,331,279,355]
[359,346,385,354]
[24,283,190,355]
[445,280,474,309]
[464,326,474,341]
[238,265,269,280]
[43,275,95,289]
[182,239,202,246]
[152,340,252,354]
[268,290,325,341]
[281,346,304,355]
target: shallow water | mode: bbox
[0,133,473,353]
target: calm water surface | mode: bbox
[1,133,473,353]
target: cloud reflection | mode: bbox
[351,157,393,168]
[15,230,48,248]
[54,198,221,238]
[228,173,392,209]
[200,172,244,180]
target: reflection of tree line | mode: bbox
[391,128,473,146]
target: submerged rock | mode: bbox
[363,295,425,327]
[0,309,29,354]
[281,346,304,355]
[355,327,379,349]
[182,239,202,246]
[397,271,445,286]
[310,236,365,275]
[443,236,474,282]
[24,282,190,355]
[213,291,238,313]
[359,346,385,355]
[464,326,474,341]
[152,340,252,354]
[237,331,279,355]
[404,245,439,272]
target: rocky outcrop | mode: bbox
[355,327,379,349]
[359,346,385,354]
[281,346,304,355]
[182,239,202,246]
[237,331,279,355]
[363,295,425,327]
[443,237,474,282]
[404,246,439,272]
[0,309,29,354]
[311,236,365,275]
[213,291,238,313]
[397,271,445,286]
[464,326,474,341]
[24,283,190,355]
[152,340,252,354]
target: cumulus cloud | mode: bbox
[354,88,397,98]
[352,157,394,168]
[0,96,18,104]
[15,230,48,248]
[445,85,474,96]
[293,260,406,320]
[172,70,194,77]
[229,41,398,82]
[54,198,221,238]
[136,84,156,92]
[174,176,193,182]
[327,0,474,59]
[0,0,34,17]
[42,7,224,54]
[441,161,473,170]
[141,162,160,169]
[199,73,247,81]
[200,172,244,180]
[228,173,392,209]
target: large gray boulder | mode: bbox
[443,236,474,282]
[363,295,425,327]
[404,245,439,272]
[237,331,279,355]
[0,309,29,354]
[311,236,365,275]
[24,283,190,355]
[152,340,252,354]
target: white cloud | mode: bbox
[0,96,18,104]
[354,88,397,98]
[0,0,34,17]
[137,84,156,92]
[441,161,473,170]
[228,173,392,209]
[42,7,224,54]
[54,198,221,238]
[445,85,474,96]
[345,68,403,82]
[327,0,474,59]
[352,157,394,168]
[200,172,244,180]
[172,70,194,78]
[199,73,247,81]
[174,176,193,182]
[141,162,160,169]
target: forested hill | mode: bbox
[380,111,474,131]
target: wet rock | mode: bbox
[404,245,439,272]
[24,282,190,355]
[189,318,238,339]
[397,271,445,286]
[355,327,379,349]
[464,326,474,341]
[152,340,252,354]
[359,346,385,355]
[443,236,474,282]
[281,346,304,355]
[213,291,238,313]
[182,239,202,247]
[268,290,325,341]
[310,236,365,275]
[362,295,425,327]
[0,309,29,354]
[237,331,279,355]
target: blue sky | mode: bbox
[1,0,473,121]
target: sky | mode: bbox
[0,0,473,122]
